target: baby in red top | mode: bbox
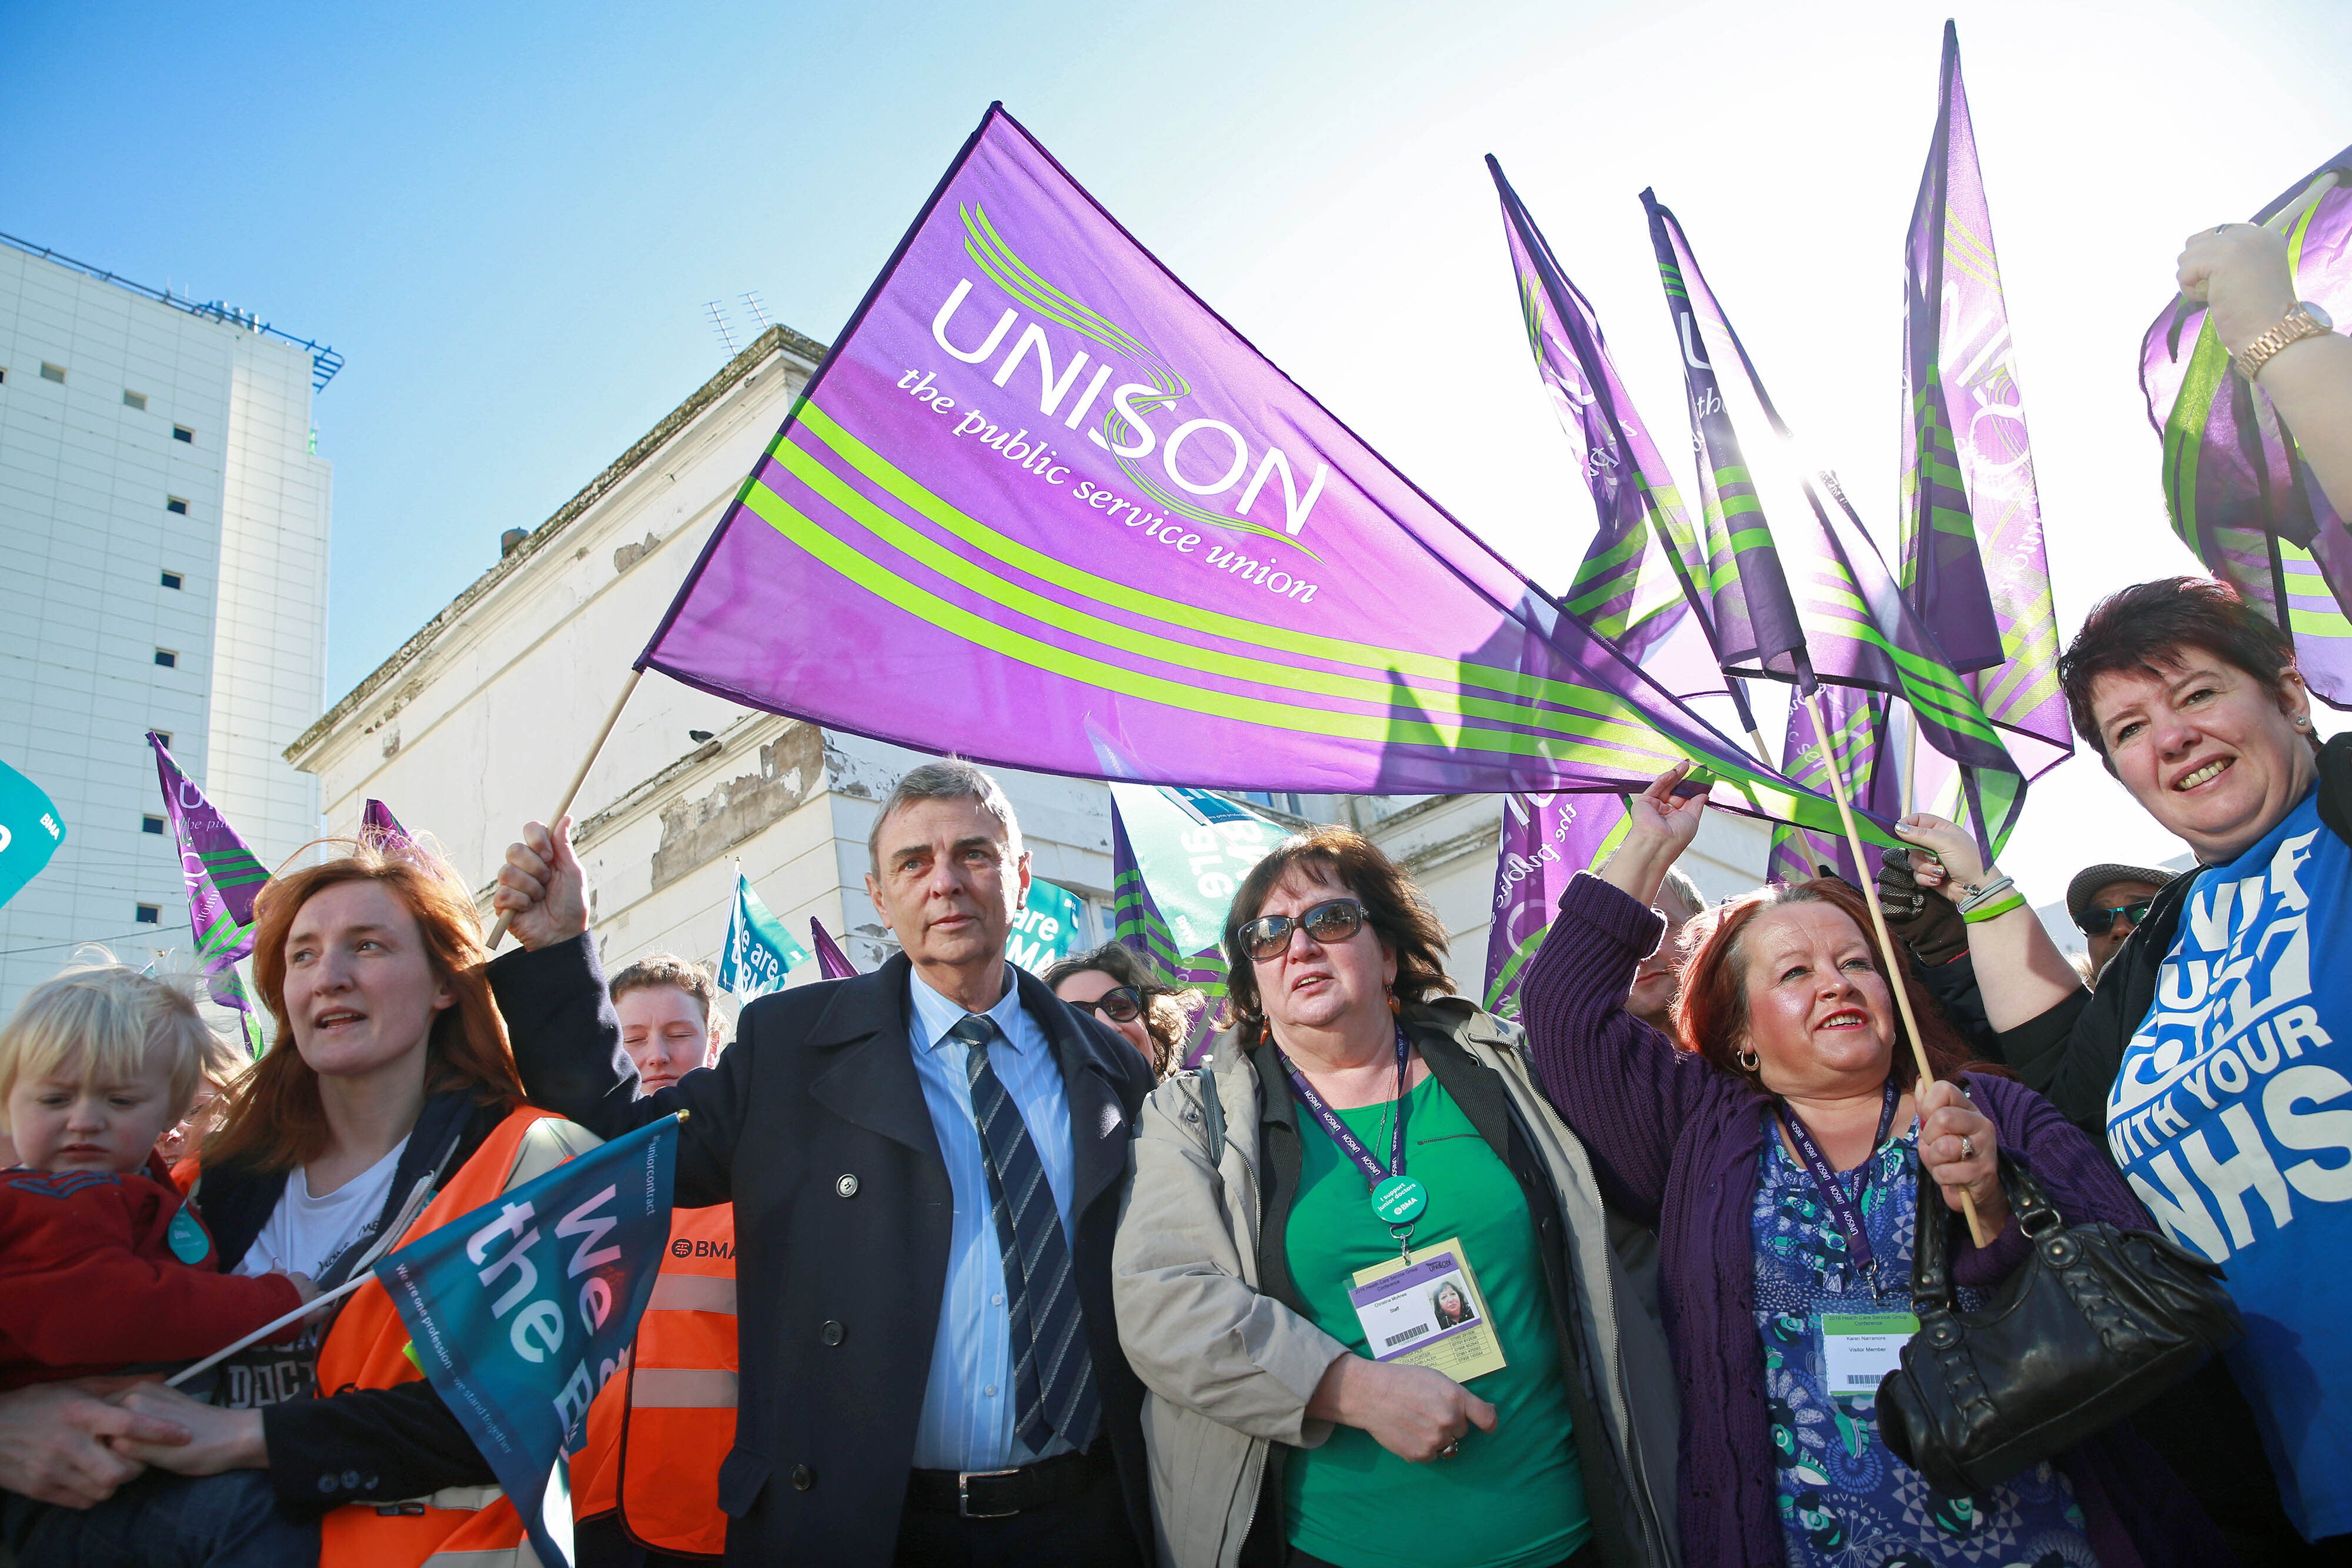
[0,962,314,1390]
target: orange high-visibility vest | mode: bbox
[572,1203,737,1558]
[317,1106,564,1568]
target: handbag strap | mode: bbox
[1910,1140,2063,1313]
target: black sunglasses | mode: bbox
[1069,985,1142,1024]
[1237,898,1367,962]
[2076,900,2153,937]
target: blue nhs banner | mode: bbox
[376,1116,679,1568]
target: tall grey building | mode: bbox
[0,234,335,1008]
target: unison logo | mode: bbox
[927,204,1331,549]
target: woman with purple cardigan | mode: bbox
[1518,765,2229,1568]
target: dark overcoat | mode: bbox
[493,937,1155,1568]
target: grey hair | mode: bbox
[866,760,1023,872]
[1659,867,1706,921]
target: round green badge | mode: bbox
[1371,1175,1427,1223]
[166,1206,211,1265]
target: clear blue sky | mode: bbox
[6,0,2350,902]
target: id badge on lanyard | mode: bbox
[1779,1081,1919,1399]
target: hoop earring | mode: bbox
[1737,1048,1760,1072]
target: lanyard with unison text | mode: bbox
[1776,1078,1902,1295]
[1283,1025,1429,1256]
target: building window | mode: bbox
[1238,791,1305,817]
[142,814,165,835]
[166,496,189,516]
[123,390,148,410]
[153,648,178,668]
[135,904,161,924]
[151,730,171,748]
[0,367,8,383]
[39,362,64,384]
[172,424,194,443]
[160,570,183,590]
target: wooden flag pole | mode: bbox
[486,668,645,951]
[1802,690,1989,1248]
[2263,172,2339,237]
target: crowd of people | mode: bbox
[0,222,2346,1568]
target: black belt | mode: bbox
[905,1440,1109,1519]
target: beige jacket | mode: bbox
[1112,999,1681,1568]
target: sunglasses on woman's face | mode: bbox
[1069,985,1143,1024]
[2076,900,2153,937]
[1238,898,1366,962]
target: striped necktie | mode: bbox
[948,1012,1100,1453]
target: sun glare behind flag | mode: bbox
[1899,21,2072,775]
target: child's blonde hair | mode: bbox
[0,959,226,1134]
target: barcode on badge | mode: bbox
[1843,1373,1881,1388]
[1384,1323,1430,1349]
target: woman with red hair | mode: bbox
[1516,764,2225,1568]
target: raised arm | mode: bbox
[1518,765,1725,1222]
[2180,222,2352,520]
[1893,813,2083,1032]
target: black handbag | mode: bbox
[1875,1151,2242,1495]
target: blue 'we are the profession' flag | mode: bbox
[376,1115,679,1568]
[715,869,810,999]
[1008,878,1086,974]
[0,754,65,910]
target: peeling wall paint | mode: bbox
[650,726,827,891]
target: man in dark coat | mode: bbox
[492,760,1154,1568]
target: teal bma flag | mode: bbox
[0,755,65,910]
[716,870,810,999]
[1009,878,1086,973]
[376,1116,679,1568]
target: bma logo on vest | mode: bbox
[671,1237,733,1259]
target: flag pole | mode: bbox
[166,1273,374,1388]
[486,668,644,951]
[1802,690,1989,1246]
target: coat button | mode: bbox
[790,1465,814,1491]
[836,1173,859,1198]
[820,1319,845,1346]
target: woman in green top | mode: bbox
[1111,825,1680,1568]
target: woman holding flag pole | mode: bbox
[1517,763,2229,1568]
[14,831,609,1568]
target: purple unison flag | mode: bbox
[360,798,414,852]
[1900,22,2073,771]
[639,106,1876,846]
[1489,158,1742,723]
[1642,190,1813,691]
[1646,193,2030,855]
[810,917,858,979]
[1768,686,1898,887]
[2142,145,2352,708]
[148,733,269,1049]
[1482,791,1630,1021]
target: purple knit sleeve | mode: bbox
[1947,1074,2149,1289]
[1519,871,1724,1221]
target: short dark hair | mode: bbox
[1221,826,1455,1025]
[2060,577,2298,764]
[1041,942,1201,1078]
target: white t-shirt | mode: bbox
[235,1134,412,1281]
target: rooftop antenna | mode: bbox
[703,300,737,356]
[740,290,771,332]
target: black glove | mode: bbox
[1878,847,1967,967]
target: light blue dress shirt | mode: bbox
[905,962,1082,1471]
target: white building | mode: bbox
[288,325,1766,1027]
[0,233,335,1008]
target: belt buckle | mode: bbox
[957,1465,1023,1519]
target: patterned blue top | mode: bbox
[1750,1112,2095,1567]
